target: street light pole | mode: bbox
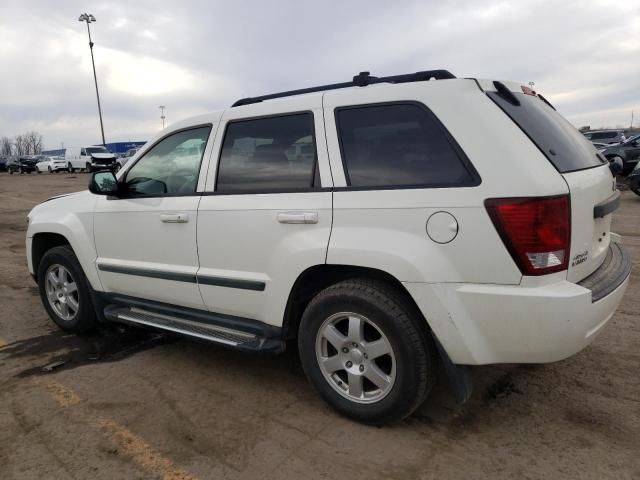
[79,13,106,146]
[159,105,166,129]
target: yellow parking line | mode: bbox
[0,337,7,348]
[32,378,198,480]
[97,419,197,480]
[32,378,80,407]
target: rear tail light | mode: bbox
[485,195,570,275]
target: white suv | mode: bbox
[26,70,631,424]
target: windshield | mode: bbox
[86,146,109,154]
[590,132,619,140]
[488,91,605,173]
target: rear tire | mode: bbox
[86,163,92,173]
[37,245,97,333]
[298,278,434,424]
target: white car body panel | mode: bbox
[65,146,116,170]
[92,113,221,310]
[197,96,333,325]
[27,191,102,290]
[324,79,567,284]
[36,157,67,172]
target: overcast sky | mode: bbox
[1,0,639,149]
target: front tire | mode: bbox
[85,163,92,173]
[37,245,97,333]
[298,279,434,424]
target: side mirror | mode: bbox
[89,171,120,195]
[608,156,623,176]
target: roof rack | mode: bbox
[231,70,456,107]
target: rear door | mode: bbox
[197,95,333,327]
[481,79,616,281]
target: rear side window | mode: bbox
[216,113,317,192]
[488,91,605,173]
[590,132,617,140]
[335,103,478,188]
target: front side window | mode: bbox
[336,103,478,188]
[216,113,317,192]
[125,126,211,195]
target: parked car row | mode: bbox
[598,134,640,177]
[1,145,129,175]
[8,156,39,174]
[583,129,627,145]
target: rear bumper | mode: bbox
[405,241,630,365]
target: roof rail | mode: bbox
[231,70,456,107]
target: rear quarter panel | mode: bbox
[324,79,568,284]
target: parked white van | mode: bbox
[65,146,117,172]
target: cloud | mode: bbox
[0,0,639,148]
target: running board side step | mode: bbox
[104,305,285,353]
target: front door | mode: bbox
[94,123,216,309]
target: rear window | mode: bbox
[488,92,605,173]
[589,132,618,140]
[335,103,479,188]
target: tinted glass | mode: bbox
[216,113,317,192]
[336,104,476,188]
[488,92,605,173]
[590,132,618,140]
[125,126,210,195]
[86,146,109,154]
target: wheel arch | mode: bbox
[31,232,71,282]
[282,264,430,340]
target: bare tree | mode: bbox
[0,136,12,156]
[14,134,26,156]
[25,131,43,155]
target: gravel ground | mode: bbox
[0,171,638,480]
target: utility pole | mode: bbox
[78,13,106,146]
[159,106,166,129]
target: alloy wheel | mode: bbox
[315,312,396,404]
[44,264,79,321]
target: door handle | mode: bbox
[277,211,318,224]
[160,212,189,223]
